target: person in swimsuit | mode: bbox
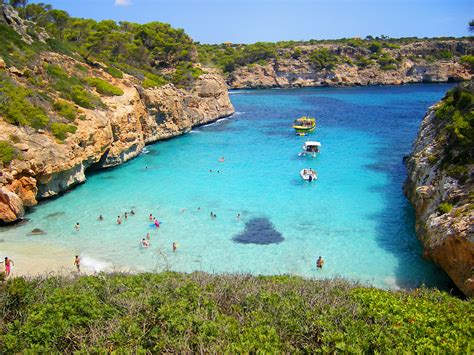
[98,215,104,221]
[74,255,80,273]
[142,238,149,248]
[154,219,160,228]
[130,209,135,215]
[124,212,128,220]
[316,256,324,269]
[146,232,150,240]
[75,222,80,231]
[172,242,177,251]
[117,216,122,225]
[149,213,153,221]
[4,257,14,277]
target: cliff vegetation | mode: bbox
[1,272,472,353]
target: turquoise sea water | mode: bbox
[1,84,455,289]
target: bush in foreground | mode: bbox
[0,272,472,353]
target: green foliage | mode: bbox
[460,55,474,71]
[142,73,167,88]
[0,74,50,128]
[377,53,398,70]
[357,57,372,68]
[53,100,77,121]
[50,122,77,140]
[309,48,339,70]
[171,63,203,87]
[85,77,123,96]
[438,202,453,214]
[105,66,123,79]
[368,41,382,53]
[0,140,16,164]
[70,85,102,108]
[1,273,472,353]
[435,50,453,60]
[291,47,302,59]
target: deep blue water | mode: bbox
[0,84,454,290]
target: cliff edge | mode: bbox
[0,5,234,223]
[404,82,473,296]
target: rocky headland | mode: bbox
[404,82,473,296]
[227,41,473,88]
[0,5,234,223]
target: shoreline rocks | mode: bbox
[404,104,473,297]
[0,54,234,223]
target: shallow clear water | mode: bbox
[1,84,454,289]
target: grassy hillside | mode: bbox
[0,272,472,352]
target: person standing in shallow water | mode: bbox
[75,222,80,231]
[3,257,14,277]
[74,255,80,273]
[316,256,324,269]
[117,216,122,225]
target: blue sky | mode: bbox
[32,0,473,43]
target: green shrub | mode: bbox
[309,48,339,70]
[105,66,124,79]
[70,85,102,109]
[460,55,474,71]
[438,202,453,214]
[50,122,77,140]
[434,50,453,60]
[0,140,16,164]
[0,75,50,128]
[0,273,472,353]
[8,134,20,144]
[381,63,397,71]
[53,100,77,121]
[85,77,124,96]
[446,165,469,182]
[74,63,89,73]
[357,57,372,68]
[368,41,382,53]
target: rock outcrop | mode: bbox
[228,41,473,89]
[404,92,473,296]
[0,54,234,223]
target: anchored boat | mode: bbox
[298,141,321,157]
[300,168,317,182]
[293,116,316,135]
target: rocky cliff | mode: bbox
[404,83,473,296]
[228,41,473,88]
[0,53,234,223]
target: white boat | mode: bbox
[300,168,317,181]
[298,141,321,157]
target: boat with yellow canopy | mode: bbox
[293,116,316,135]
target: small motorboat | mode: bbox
[300,168,317,181]
[293,116,316,135]
[298,141,321,157]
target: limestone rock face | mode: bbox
[0,4,49,44]
[0,187,24,223]
[404,107,474,296]
[0,54,234,223]
[228,41,472,89]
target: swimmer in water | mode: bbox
[98,215,104,221]
[218,157,225,162]
[142,238,149,248]
[197,207,201,211]
[172,242,177,251]
[237,213,240,220]
[154,219,160,228]
[149,214,153,221]
[316,256,324,269]
[130,209,135,215]
[75,222,80,231]
[146,232,150,240]
[124,212,128,220]
[180,208,187,213]
[117,216,122,225]
[74,255,80,273]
